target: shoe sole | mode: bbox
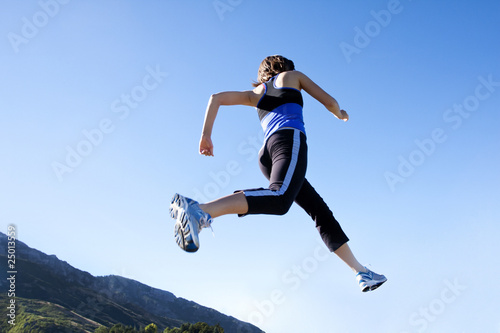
[361,278,388,292]
[369,279,387,291]
[171,195,200,252]
[174,219,198,253]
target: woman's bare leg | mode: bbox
[199,191,248,218]
[334,243,367,273]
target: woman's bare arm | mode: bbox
[297,71,349,121]
[200,87,264,156]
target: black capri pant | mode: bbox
[240,128,349,252]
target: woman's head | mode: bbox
[253,55,295,86]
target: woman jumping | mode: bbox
[169,55,387,292]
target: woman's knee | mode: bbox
[274,195,294,215]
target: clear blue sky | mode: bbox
[2,1,499,332]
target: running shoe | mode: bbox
[170,193,212,252]
[356,268,387,292]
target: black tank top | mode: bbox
[256,75,305,141]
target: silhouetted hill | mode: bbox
[0,232,263,333]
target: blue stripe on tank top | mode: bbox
[260,103,305,141]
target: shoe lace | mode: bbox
[197,207,215,237]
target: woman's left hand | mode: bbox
[340,109,349,122]
[199,135,214,156]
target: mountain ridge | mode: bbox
[0,232,263,333]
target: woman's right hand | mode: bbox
[199,135,214,156]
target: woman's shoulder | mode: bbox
[281,70,305,79]
[277,70,305,90]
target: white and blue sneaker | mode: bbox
[356,268,387,292]
[170,193,212,253]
